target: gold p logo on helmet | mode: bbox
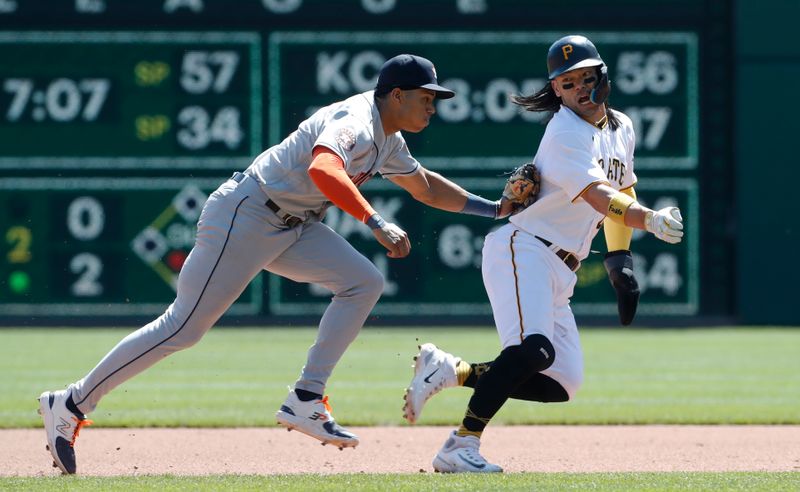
[547,35,604,80]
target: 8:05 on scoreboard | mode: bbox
[270,31,697,171]
[0,31,262,170]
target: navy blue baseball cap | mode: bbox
[375,54,455,99]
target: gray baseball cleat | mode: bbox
[402,343,459,424]
[38,390,92,474]
[276,389,359,450]
[432,430,503,473]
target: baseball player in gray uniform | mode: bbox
[401,36,685,473]
[38,54,516,474]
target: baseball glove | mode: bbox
[502,161,541,210]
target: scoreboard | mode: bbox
[0,1,732,321]
[0,178,262,316]
[0,32,261,169]
[270,32,698,170]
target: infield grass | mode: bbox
[2,472,800,491]
[2,327,799,427]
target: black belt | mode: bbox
[535,236,580,272]
[231,172,304,227]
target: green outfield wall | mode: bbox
[735,1,800,324]
[0,1,780,324]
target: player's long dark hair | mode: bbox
[512,83,621,130]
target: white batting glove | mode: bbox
[644,206,684,244]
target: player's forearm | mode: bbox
[586,182,684,244]
[584,183,650,231]
[615,186,650,231]
[391,168,499,217]
[409,169,470,212]
[621,203,650,230]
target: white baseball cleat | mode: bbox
[275,389,359,449]
[402,343,459,424]
[38,390,93,475]
[432,430,503,473]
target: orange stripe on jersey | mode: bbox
[308,146,376,223]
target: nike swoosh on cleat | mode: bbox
[323,421,355,438]
[423,368,440,383]
[458,454,486,469]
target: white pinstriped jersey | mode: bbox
[509,106,637,259]
[246,90,420,220]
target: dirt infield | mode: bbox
[5,425,800,476]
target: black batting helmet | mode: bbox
[547,35,604,80]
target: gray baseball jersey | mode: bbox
[71,90,419,413]
[247,90,420,219]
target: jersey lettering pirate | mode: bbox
[509,106,637,259]
[246,90,420,220]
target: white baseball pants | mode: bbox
[481,223,584,400]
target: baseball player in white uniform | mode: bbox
[402,35,685,473]
[38,54,516,474]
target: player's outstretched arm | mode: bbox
[389,167,473,211]
[582,182,684,244]
[389,167,516,218]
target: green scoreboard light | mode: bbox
[0,178,262,316]
[270,178,699,317]
[269,31,698,171]
[0,32,262,170]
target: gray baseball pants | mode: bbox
[71,173,383,414]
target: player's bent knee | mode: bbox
[356,265,384,300]
[366,265,384,291]
[520,333,556,372]
[334,264,383,301]
[492,333,555,382]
